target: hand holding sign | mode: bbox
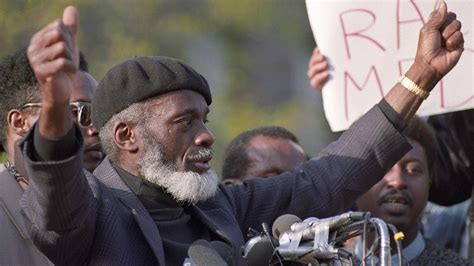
[306,0,471,131]
[307,47,330,91]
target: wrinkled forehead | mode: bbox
[146,90,210,117]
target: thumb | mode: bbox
[425,1,447,30]
[62,6,79,69]
[62,6,79,36]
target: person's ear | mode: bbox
[7,109,31,136]
[113,122,139,153]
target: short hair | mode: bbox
[222,126,300,180]
[99,97,157,164]
[0,48,89,151]
[403,116,438,176]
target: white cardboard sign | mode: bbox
[306,0,473,131]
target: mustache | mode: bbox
[85,141,102,151]
[378,189,413,206]
[187,148,214,162]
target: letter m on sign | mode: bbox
[344,66,384,121]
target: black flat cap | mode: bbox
[92,56,212,130]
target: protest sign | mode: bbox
[306,0,473,131]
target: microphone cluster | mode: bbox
[242,211,404,266]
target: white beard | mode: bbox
[137,129,218,204]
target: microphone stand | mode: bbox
[271,211,404,266]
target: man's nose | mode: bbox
[384,166,407,189]
[195,125,215,147]
[84,124,99,137]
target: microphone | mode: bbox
[276,212,366,263]
[280,212,365,243]
[242,212,394,265]
[210,241,233,265]
[185,239,229,266]
[272,214,302,239]
[241,223,280,266]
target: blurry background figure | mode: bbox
[422,108,474,259]
[354,117,469,265]
[422,200,470,258]
[222,126,307,184]
[0,48,103,265]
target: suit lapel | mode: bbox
[193,199,246,264]
[93,158,165,265]
[192,202,233,246]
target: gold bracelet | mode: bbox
[398,75,429,100]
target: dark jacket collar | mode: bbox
[93,158,166,265]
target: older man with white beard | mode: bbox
[20,4,464,265]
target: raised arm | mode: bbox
[384,2,463,122]
[28,6,78,138]
[21,6,96,264]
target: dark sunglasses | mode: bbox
[21,101,92,128]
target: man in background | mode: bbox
[355,117,469,264]
[222,125,307,184]
[0,48,103,264]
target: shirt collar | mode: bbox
[355,231,425,264]
[397,231,425,263]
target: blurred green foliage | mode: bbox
[0,0,337,177]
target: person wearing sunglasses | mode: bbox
[21,101,92,128]
[0,48,103,265]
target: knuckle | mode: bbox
[51,28,62,39]
[51,29,62,39]
[446,38,456,48]
[455,20,462,29]
[56,58,67,68]
[57,42,67,52]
